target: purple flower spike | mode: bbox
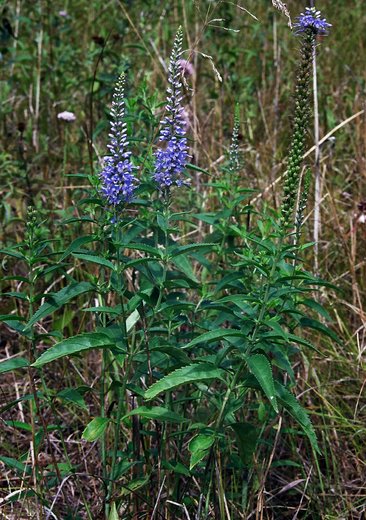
[294,7,331,35]
[153,27,190,191]
[99,73,138,206]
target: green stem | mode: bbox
[215,235,284,431]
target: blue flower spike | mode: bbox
[294,6,331,35]
[99,73,138,207]
[154,27,190,192]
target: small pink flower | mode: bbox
[181,107,191,131]
[57,111,76,122]
[59,10,68,17]
[178,59,195,76]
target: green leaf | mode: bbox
[145,363,225,400]
[0,357,29,374]
[121,476,149,496]
[246,354,278,412]
[127,243,162,257]
[0,314,26,322]
[162,460,191,477]
[123,406,186,423]
[108,503,119,520]
[82,417,110,441]
[183,329,246,350]
[171,254,198,283]
[0,393,39,414]
[275,382,320,454]
[57,388,88,410]
[299,317,341,344]
[287,333,322,355]
[32,332,114,367]
[72,253,115,270]
[189,433,216,452]
[83,306,122,315]
[0,456,32,476]
[26,282,95,329]
[189,433,215,470]
[300,298,332,321]
[126,309,140,332]
[0,248,26,260]
[186,163,209,175]
[59,235,96,261]
[169,243,216,257]
[231,422,259,466]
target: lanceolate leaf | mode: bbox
[189,433,216,470]
[0,357,29,374]
[32,332,114,367]
[299,317,341,344]
[168,243,217,257]
[72,253,115,270]
[122,406,186,423]
[82,417,110,441]
[171,254,199,283]
[246,354,278,412]
[145,363,225,400]
[183,329,246,350]
[26,282,95,329]
[59,235,96,261]
[275,382,320,454]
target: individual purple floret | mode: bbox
[153,27,189,191]
[294,7,331,35]
[99,73,138,206]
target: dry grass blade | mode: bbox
[271,0,292,28]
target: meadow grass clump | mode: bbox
[1,2,365,519]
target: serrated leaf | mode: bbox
[145,363,225,400]
[299,317,341,344]
[72,253,115,270]
[275,382,320,453]
[32,332,114,367]
[171,254,199,283]
[0,357,29,374]
[169,243,216,257]
[246,354,278,412]
[183,329,246,350]
[123,406,186,423]
[26,282,95,329]
[82,417,110,441]
[127,243,162,257]
[83,305,122,315]
[300,298,332,321]
[59,235,96,261]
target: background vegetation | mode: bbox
[1,0,365,519]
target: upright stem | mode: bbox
[312,41,321,275]
[106,225,131,513]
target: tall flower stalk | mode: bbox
[99,72,138,211]
[228,104,241,178]
[281,7,331,227]
[153,27,189,197]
